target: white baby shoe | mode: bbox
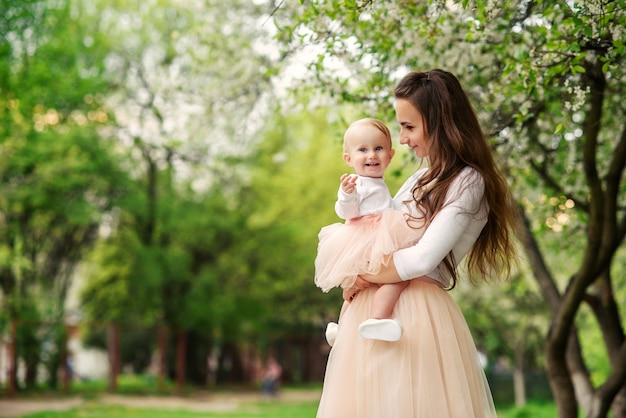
[358,318,403,342]
[325,322,339,346]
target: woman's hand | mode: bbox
[343,257,404,302]
[361,255,403,284]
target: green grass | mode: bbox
[13,397,560,418]
[19,402,560,418]
[495,401,558,418]
[5,377,558,418]
[21,400,319,418]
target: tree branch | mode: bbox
[595,340,626,416]
[528,160,589,212]
[515,204,561,311]
[523,111,590,211]
[261,0,284,27]
[605,119,626,246]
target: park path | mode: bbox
[0,389,321,417]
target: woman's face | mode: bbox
[395,99,430,159]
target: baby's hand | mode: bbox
[340,173,357,194]
[342,276,371,302]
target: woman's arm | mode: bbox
[362,255,402,284]
[342,256,402,302]
[345,168,486,301]
[392,170,485,282]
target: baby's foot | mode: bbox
[358,318,403,342]
[325,322,339,346]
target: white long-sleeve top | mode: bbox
[392,166,489,288]
[335,176,393,220]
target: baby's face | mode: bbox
[343,124,395,178]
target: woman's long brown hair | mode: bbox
[394,69,518,288]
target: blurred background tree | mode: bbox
[0,0,128,389]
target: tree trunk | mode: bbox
[514,339,526,407]
[175,329,187,393]
[107,323,119,391]
[157,326,168,391]
[61,326,70,393]
[23,323,40,390]
[24,353,38,389]
[516,207,577,415]
[282,342,294,383]
[566,329,594,413]
[7,319,17,396]
[612,386,626,417]
[546,329,579,418]
[216,342,245,383]
[305,336,322,382]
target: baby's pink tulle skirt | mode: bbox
[314,209,425,292]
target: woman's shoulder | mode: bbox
[446,166,486,209]
[418,166,481,183]
[455,166,484,189]
[392,168,428,202]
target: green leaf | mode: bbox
[555,123,563,134]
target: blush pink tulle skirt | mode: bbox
[314,209,425,292]
[316,278,497,418]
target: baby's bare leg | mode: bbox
[359,282,410,342]
[370,281,410,319]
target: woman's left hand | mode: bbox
[361,255,403,285]
[343,275,371,302]
[342,256,403,302]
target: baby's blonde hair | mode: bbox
[343,118,393,152]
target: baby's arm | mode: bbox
[335,174,360,219]
[340,173,357,193]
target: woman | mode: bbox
[316,69,518,418]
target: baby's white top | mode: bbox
[335,176,393,220]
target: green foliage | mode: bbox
[242,102,406,335]
[0,0,132,389]
[0,0,126,297]
[496,400,559,418]
[82,326,154,373]
[80,185,243,329]
[70,0,285,377]
[242,107,345,334]
[457,272,548,372]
